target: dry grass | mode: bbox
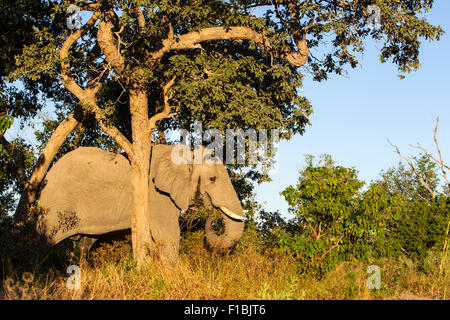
[1,229,448,300]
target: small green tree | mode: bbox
[385,117,449,260]
[368,156,449,261]
[280,154,367,273]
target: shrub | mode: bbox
[276,154,450,276]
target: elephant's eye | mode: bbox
[209,176,217,183]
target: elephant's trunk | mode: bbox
[204,204,244,249]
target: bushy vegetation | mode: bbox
[275,155,449,277]
[1,153,448,300]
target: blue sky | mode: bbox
[255,1,450,218]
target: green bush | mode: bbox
[274,154,449,275]
[372,196,449,261]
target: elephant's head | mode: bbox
[150,144,245,249]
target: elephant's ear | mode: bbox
[151,145,193,211]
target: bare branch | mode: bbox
[433,116,450,188]
[411,142,450,172]
[388,139,435,198]
[406,117,449,192]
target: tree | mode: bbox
[280,154,367,272]
[366,156,448,261]
[279,153,447,272]
[10,0,443,264]
[384,117,449,260]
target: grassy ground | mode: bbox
[1,229,448,300]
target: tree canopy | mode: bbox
[9,0,443,140]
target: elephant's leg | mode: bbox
[73,235,97,253]
[149,188,181,262]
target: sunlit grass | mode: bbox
[1,228,448,300]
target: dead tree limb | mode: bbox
[387,138,436,199]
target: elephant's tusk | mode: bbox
[220,207,245,221]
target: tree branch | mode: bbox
[132,4,146,32]
[14,106,86,221]
[60,10,102,98]
[432,116,450,189]
[88,100,134,156]
[388,139,435,198]
[410,117,449,189]
[149,75,177,129]
[97,5,126,75]
[79,2,101,11]
[60,8,133,157]
[147,26,309,67]
[287,2,312,64]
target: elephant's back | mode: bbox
[38,147,132,242]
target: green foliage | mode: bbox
[1,0,61,120]
[278,233,340,275]
[367,159,450,261]
[0,114,14,155]
[281,154,364,234]
[276,154,449,275]
[257,209,302,247]
[0,139,36,215]
[280,154,369,274]
[0,112,36,214]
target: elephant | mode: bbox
[36,145,245,260]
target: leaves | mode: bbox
[277,153,449,275]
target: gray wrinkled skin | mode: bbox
[37,146,244,259]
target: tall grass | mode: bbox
[1,228,448,300]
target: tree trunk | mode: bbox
[129,88,154,264]
[14,106,84,221]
